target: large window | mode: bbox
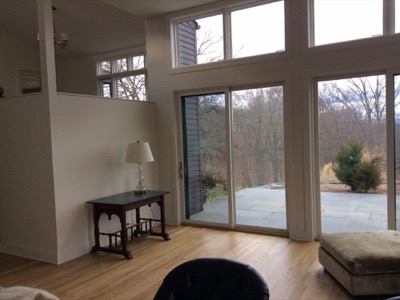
[172,0,285,67]
[96,54,147,101]
[311,0,399,47]
[317,75,388,233]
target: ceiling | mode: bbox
[0,0,220,60]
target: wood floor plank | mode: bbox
[0,226,357,299]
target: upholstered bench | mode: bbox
[319,230,400,296]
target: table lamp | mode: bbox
[125,141,154,195]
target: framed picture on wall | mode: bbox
[20,70,41,94]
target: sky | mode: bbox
[314,0,382,45]
[190,0,399,63]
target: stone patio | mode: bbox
[190,186,399,233]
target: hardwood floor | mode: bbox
[0,226,356,299]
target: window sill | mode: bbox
[169,50,289,75]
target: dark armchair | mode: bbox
[154,258,269,300]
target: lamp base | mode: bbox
[134,188,146,196]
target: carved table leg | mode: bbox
[118,210,132,259]
[158,198,170,241]
[91,206,101,253]
[135,208,141,236]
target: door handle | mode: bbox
[179,162,184,178]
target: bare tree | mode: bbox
[232,87,284,187]
[333,77,386,124]
[109,56,146,101]
[318,75,400,177]
[198,94,226,175]
[117,75,146,101]
[196,29,223,64]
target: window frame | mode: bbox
[170,0,285,69]
[96,53,148,101]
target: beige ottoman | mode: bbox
[319,230,400,296]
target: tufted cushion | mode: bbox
[154,258,269,300]
[320,230,400,275]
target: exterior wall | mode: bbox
[177,21,198,66]
[182,96,203,215]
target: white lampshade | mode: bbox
[125,142,154,163]
[60,32,70,42]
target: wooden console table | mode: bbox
[87,190,170,259]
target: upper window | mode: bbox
[311,0,400,47]
[231,2,285,58]
[396,0,400,33]
[172,0,285,68]
[96,54,147,101]
[176,14,224,66]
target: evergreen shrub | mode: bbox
[332,141,381,192]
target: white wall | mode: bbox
[0,93,57,262]
[0,27,40,97]
[50,93,158,263]
[144,17,179,226]
[0,0,160,263]
[0,92,158,264]
[56,57,98,96]
[0,0,161,264]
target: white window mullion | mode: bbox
[312,77,321,237]
[112,78,118,99]
[383,0,395,35]
[171,22,181,67]
[127,56,133,71]
[225,89,235,228]
[111,59,116,74]
[386,71,396,230]
[308,0,315,47]
[224,9,232,61]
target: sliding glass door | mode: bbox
[232,86,286,229]
[181,93,229,224]
[181,86,287,231]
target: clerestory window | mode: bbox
[397,0,400,33]
[310,0,399,47]
[171,0,285,68]
[96,54,147,101]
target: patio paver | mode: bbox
[190,187,392,233]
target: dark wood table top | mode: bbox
[87,190,169,206]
